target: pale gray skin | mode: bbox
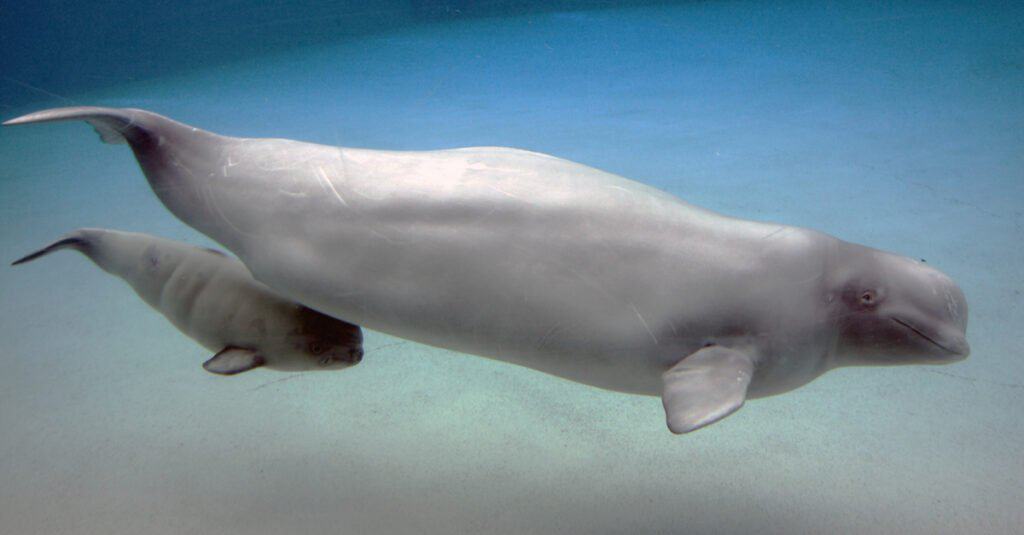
[4,108,970,433]
[12,228,363,375]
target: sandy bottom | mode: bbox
[1,2,1021,534]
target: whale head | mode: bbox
[829,242,969,367]
[268,306,365,372]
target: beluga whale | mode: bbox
[12,228,364,375]
[4,107,971,433]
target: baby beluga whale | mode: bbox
[12,228,364,375]
[5,107,970,433]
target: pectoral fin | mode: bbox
[203,347,266,375]
[662,345,754,434]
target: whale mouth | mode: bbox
[892,317,969,358]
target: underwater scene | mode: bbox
[1,1,1021,533]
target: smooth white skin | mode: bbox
[147,134,850,396]
[4,108,969,399]
[60,229,360,371]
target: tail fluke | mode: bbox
[3,106,214,149]
[2,106,153,144]
[11,236,88,266]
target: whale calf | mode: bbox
[12,228,364,375]
[4,108,970,433]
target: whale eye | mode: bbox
[310,342,325,355]
[860,290,876,306]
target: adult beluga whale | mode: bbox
[4,107,971,433]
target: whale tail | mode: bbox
[3,106,217,149]
[6,107,230,250]
[4,106,153,145]
[11,231,92,266]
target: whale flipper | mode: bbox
[661,346,753,434]
[203,347,266,375]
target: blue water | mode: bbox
[1,2,1021,533]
